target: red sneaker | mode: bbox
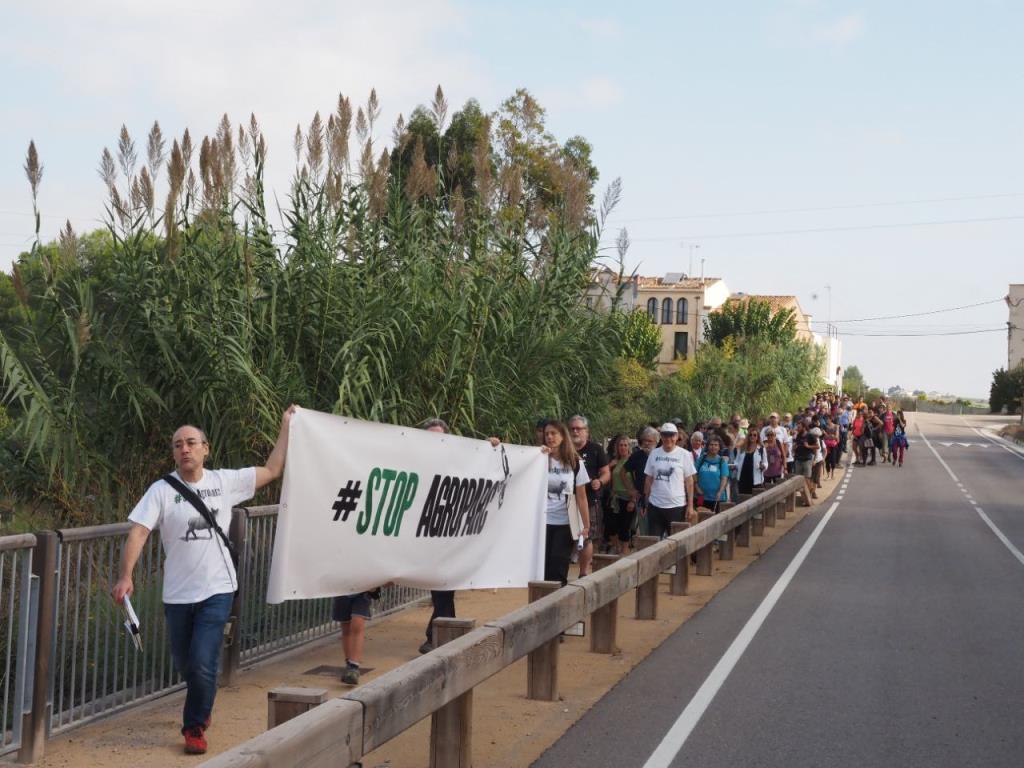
[183,726,207,754]
[203,717,211,731]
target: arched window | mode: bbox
[661,298,673,325]
[647,298,658,320]
[676,297,689,325]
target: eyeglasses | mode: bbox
[173,439,207,449]
[569,426,586,431]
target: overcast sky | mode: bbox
[2,0,1021,398]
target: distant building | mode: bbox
[1009,284,1024,370]
[728,293,843,390]
[587,269,730,371]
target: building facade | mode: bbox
[587,270,730,371]
[1009,284,1024,370]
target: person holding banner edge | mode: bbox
[542,420,590,585]
[111,405,296,755]
[417,417,502,655]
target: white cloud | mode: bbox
[580,77,624,109]
[814,13,866,45]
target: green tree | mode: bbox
[990,365,1024,414]
[703,298,798,347]
[619,309,661,369]
[0,90,622,526]
[843,365,866,397]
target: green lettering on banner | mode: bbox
[394,472,418,536]
[417,475,441,537]
[357,468,381,535]
[382,472,407,536]
[372,469,397,535]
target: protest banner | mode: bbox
[266,408,547,602]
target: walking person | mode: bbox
[543,421,590,585]
[762,428,786,485]
[891,410,909,467]
[111,406,296,755]
[567,416,610,577]
[625,426,658,536]
[735,428,768,496]
[417,417,501,654]
[695,436,730,509]
[607,435,638,554]
[792,424,819,501]
[643,422,697,536]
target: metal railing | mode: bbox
[235,507,428,666]
[0,534,35,757]
[50,524,179,735]
[3,507,428,762]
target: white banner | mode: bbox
[266,408,547,602]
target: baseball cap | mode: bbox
[659,422,678,435]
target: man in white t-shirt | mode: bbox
[111,406,295,755]
[643,422,697,537]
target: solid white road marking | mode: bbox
[640,501,842,768]
[918,425,1024,567]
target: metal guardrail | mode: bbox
[0,534,36,757]
[1,507,428,762]
[204,478,806,768]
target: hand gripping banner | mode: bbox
[266,408,547,602]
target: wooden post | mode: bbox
[222,507,248,686]
[764,500,777,527]
[695,510,714,576]
[526,581,561,701]
[719,527,735,560]
[751,512,765,537]
[669,522,689,595]
[430,618,476,768]
[777,497,787,520]
[590,554,619,654]
[633,536,659,620]
[267,687,328,728]
[735,519,750,547]
[19,531,58,764]
[788,490,799,514]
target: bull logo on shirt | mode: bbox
[182,513,217,541]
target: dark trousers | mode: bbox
[164,592,233,731]
[544,524,574,586]
[425,590,457,642]
[647,504,684,539]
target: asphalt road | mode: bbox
[532,412,1024,768]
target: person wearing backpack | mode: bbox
[735,428,769,495]
[695,435,730,509]
[111,406,296,755]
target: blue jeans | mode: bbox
[164,592,233,731]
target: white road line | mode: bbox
[917,425,1024,567]
[640,500,841,768]
[961,418,1024,462]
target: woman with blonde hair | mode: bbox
[542,421,591,585]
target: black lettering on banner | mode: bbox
[429,477,451,537]
[417,475,442,538]
[444,478,465,535]
[454,479,482,536]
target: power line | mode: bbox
[836,327,1007,337]
[606,192,1024,224]
[606,215,1024,242]
[808,298,1006,324]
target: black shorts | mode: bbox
[331,593,371,622]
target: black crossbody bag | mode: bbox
[163,473,239,572]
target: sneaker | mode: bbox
[341,665,361,685]
[418,640,433,654]
[183,726,207,755]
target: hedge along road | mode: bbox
[532,412,1024,768]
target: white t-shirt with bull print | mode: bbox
[129,468,256,603]
[643,446,696,509]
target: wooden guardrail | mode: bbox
[201,477,805,768]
